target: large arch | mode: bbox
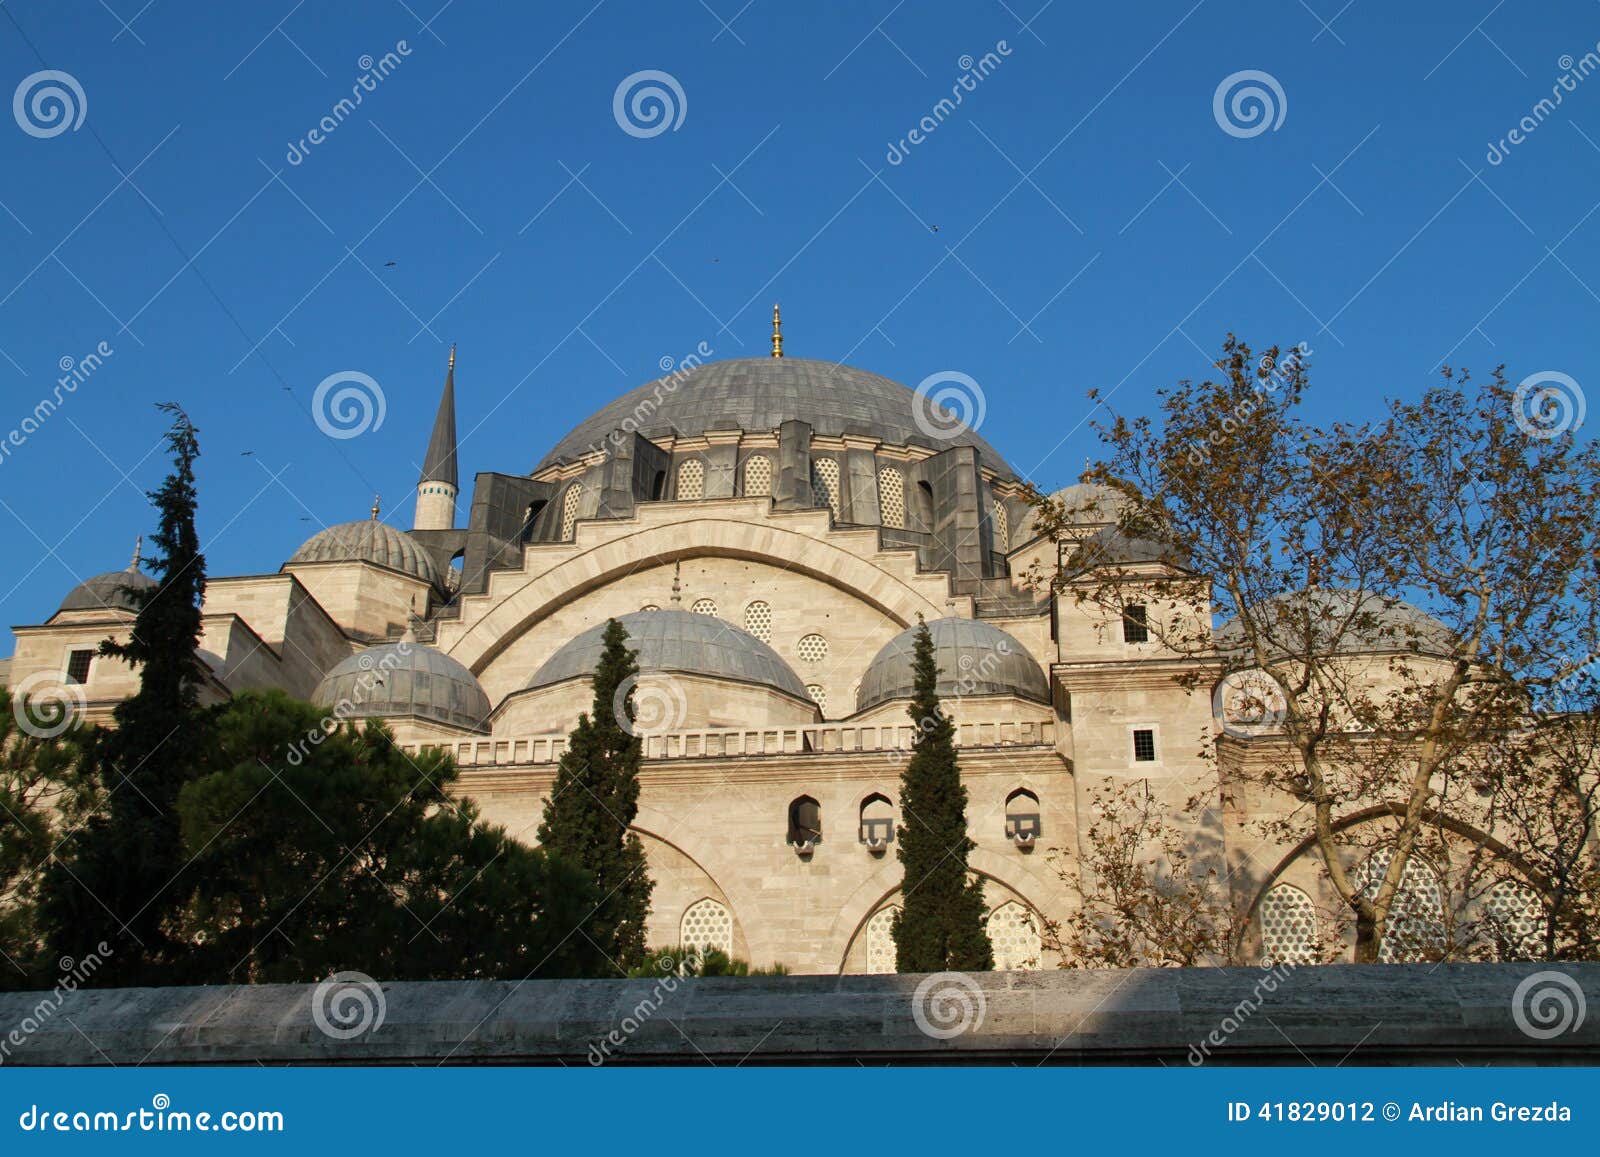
[440,514,957,673]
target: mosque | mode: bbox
[5,310,1529,974]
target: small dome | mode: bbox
[856,617,1048,712]
[287,521,441,587]
[530,609,809,701]
[313,642,490,731]
[1215,589,1455,659]
[58,568,156,613]
[1013,483,1130,546]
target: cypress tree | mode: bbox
[39,404,211,984]
[537,619,653,971]
[893,618,993,972]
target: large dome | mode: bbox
[856,617,1049,712]
[530,609,810,701]
[537,357,1015,477]
[58,567,156,613]
[287,521,441,587]
[313,641,491,731]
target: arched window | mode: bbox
[676,458,704,501]
[1483,879,1546,959]
[520,499,547,543]
[1004,788,1041,843]
[1356,847,1447,963]
[639,603,661,613]
[560,484,582,539]
[991,499,1009,551]
[788,795,821,845]
[690,597,717,617]
[987,901,1041,970]
[811,456,841,519]
[859,793,894,846]
[877,466,905,528]
[679,898,733,957]
[743,454,772,497]
[796,633,828,664]
[744,600,772,642]
[1258,883,1318,964]
[864,905,899,974]
[650,470,666,500]
[805,684,827,713]
[915,480,935,531]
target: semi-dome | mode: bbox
[287,520,441,587]
[58,567,156,613]
[1215,589,1455,659]
[537,357,1015,478]
[1013,482,1130,546]
[530,609,810,701]
[856,617,1049,712]
[313,641,490,731]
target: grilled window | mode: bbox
[1132,728,1157,762]
[1122,604,1149,643]
[65,649,93,685]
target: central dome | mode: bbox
[537,357,1014,477]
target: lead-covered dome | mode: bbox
[856,617,1048,712]
[1013,482,1130,546]
[1215,589,1455,659]
[288,521,441,587]
[313,641,490,731]
[530,609,810,700]
[537,357,1015,478]
[58,567,156,613]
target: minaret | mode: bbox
[414,344,459,531]
[771,303,783,358]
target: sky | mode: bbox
[0,0,1596,641]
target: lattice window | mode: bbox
[743,454,772,497]
[560,484,582,539]
[640,604,660,613]
[1356,847,1447,963]
[796,633,828,664]
[676,459,704,501]
[987,901,1040,970]
[691,598,717,617]
[744,600,773,643]
[1258,883,1318,964]
[679,898,732,957]
[865,905,899,974]
[1483,880,1546,959]
[806,684,827,713]
[877,466,905,528]
[811,456,841,518]
[991,499,1009,550]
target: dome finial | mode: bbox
[670,561,683,606]
[771,303,783,358]
[371,493,381,521]
[448,342,456,371]
[129,534,142,571]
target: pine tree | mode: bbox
[537,619,653,972]
[38,404,211,985]
[893,619,993,972]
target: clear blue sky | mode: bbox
[1,0,1595,639]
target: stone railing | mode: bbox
[407,718,1056,768]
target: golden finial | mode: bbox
[447,342,456,371]
[671,561,682,606]
[129,534,142,571]
[371,493,381,521]
[771,303,783,358]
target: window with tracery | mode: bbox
[865,905,899,974]
[677,459,704,500]
[743,454,772,497]
[1258,883,1318,964]
[811,457,841,518]
[679,898,732,957]
[1356,847,1447,963]
[691,598,717,617]
[987,901,1040,970]
[560,484,582,538]
[744,600,772,642]
[877,466,905,528]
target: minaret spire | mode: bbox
[414,344,460,531]
[771,303,783,358]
